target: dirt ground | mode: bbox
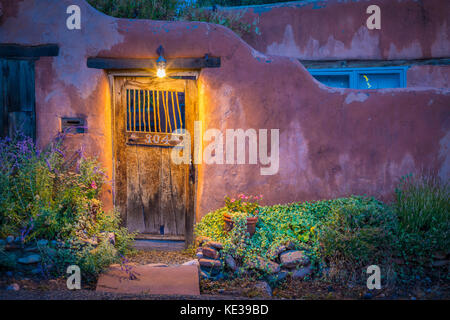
[0,250,448,300]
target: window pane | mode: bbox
[357,73,401,89]
[313,74,350,88]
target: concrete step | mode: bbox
[96,264,200,296]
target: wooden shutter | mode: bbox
[0,59,36,140]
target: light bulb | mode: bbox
[157,67,166,78]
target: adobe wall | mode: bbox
[1,0,449,221]
[223,0,450,89]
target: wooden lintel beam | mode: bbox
[87,56,221,70]
[0,44,59,58]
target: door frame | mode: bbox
[108,70,198,245]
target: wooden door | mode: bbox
[113,77,196,240]
[0,59,36,140]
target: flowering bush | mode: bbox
[224,194,262,217]
[0,133,134,280]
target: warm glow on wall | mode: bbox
[156,45,166,78]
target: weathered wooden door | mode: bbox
[0,59,36,140]
[113,77,196,240]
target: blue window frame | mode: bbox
[308,66,408,89]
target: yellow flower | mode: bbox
[310,226,316,233]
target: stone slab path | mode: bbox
[96,264,200,296]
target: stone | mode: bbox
[196,251,204,259]
[267,245,287,260]
[205,241,223,250]
[6,283,20,291]
[280,250,310,269]
[5,271,13,277]
[254,281,272,297]
[24,246,39,253]
[6,236,14,244]
[18,254,41,264]
[202,246,219,259]
[248,257,280,274]
[199,258,221,269]
[37,239,49,247]
[182,259,200,268]
[225,255,237,271]
[0,239,5,246]
[267,271,288,284]
[292,266,312,280]
[196,236,211,246]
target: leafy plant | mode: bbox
[393,174,449,276]
[394,174,449,235]
[87,0,261,37]
[181,7,260,37]
[196,195,397,281]
[87,0,179,20]
[318,197,399,278]
[225,194,261,217]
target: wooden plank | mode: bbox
[8,111,33,138]
[160,147,187,236]
[126,143,162,234]
[87,56,221,70]
[0,59,36,140]
[126,132,185,147]
[0,44,59,58]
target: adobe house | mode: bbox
[0,0,448,245]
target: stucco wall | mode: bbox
[225,0,450,60]
[1,0,449,222]
[224,0,450,88]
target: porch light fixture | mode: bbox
[156,45,166,78]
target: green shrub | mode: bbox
[87,0,261,37]
[87,0,179,20]
[318,197,399,273]
[395,174,449,235]
[196,195,397,280]
[180,7,260,37]
[394,174,449,272]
